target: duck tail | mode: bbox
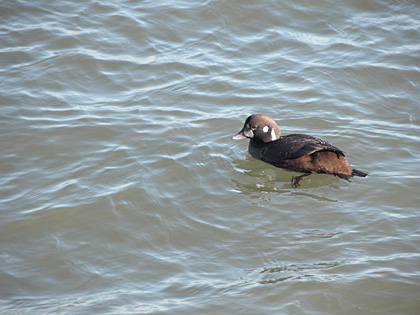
[352,169,368,177]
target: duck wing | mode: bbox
[260,134,345,164]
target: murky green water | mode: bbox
[1,0,420,313]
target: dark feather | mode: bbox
[259,134,345,164]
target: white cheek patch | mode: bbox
[271,128,277,141]
[262,126,269,133]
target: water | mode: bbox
[1,0,420,313]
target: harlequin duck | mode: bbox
[232,114,367,188]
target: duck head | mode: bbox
[232,114,281,143]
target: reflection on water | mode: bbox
[254,261,342,284]
[232,157,342,202]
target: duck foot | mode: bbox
[291,173,311,188]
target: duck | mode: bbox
[232,114,367,188]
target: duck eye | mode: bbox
[250,125,257,130]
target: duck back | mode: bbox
[249,134,353,178]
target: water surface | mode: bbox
[1,0,420,314]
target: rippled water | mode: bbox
[1,0,420,313]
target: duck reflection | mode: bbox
[231,157,339,202]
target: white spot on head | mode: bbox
[262,126,269,133]
[271,128,277,141]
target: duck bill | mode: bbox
[232,128,253,140]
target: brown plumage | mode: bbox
[232,114,367,188]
